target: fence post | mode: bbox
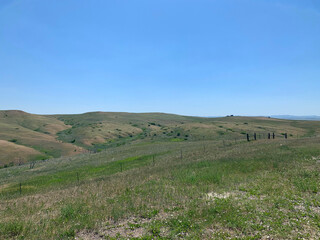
[273,133,275,139]
[246,134,250,142]
[268,133,271,139]
[19,183,22,195]
[254,133,257,141]
[77,172,79,185]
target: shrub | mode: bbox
[59,229,75,239]
[149,225,161,237]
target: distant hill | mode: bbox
[1,110,320,166]
[0,110,84,166]
[271,115,320,121]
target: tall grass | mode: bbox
[1,137,320,239]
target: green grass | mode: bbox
[1,112,320,239]
[0,153,166,198]
[170,138,184,142]
[1,136,320,239]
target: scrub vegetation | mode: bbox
[1,110,319,166]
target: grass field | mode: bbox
[0,113,320,239]
[1,110,320,167]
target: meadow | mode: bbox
[1,110,319,166]
[0,113,320,239]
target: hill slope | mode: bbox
[0,140,42,165]
[0,110,83,166]
[52,112,320,151]
[1,110,320,166]
[1,133,320,239]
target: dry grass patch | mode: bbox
[0,140,42,165]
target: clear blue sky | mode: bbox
[1,0,319,116]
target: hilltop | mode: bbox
[271,115,320,121]
[1,110,320,166]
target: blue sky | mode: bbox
[1,0,319,116]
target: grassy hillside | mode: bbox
[1,110,320,167]
[0,140,42,166]
[0,110,83,166]
[0,134,319,239]
[53,112,319,150]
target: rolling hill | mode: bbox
[0,110,84,166]
[1,124,320,239]
[1,110,320,239]
[1,110,320,167]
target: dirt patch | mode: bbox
[205,191,266,202]
[311,156,320,164]
[205,191,239,200]
[77,211,174,239]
